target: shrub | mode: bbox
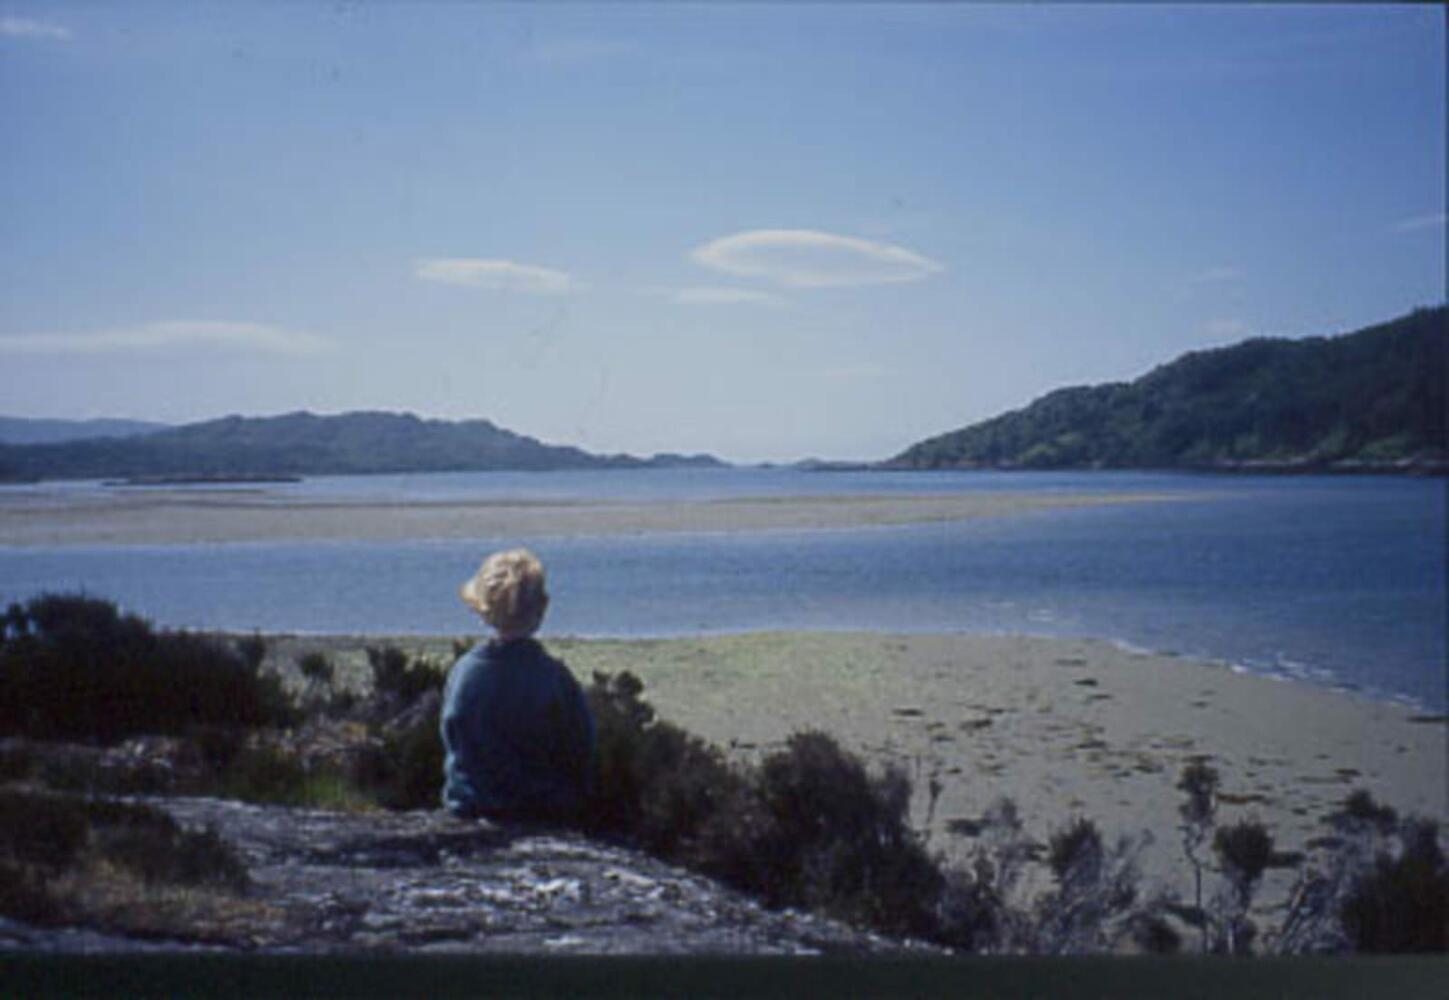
[1341,817,1449,952]
[585,672,943,941]
[367,645,445,707]
[1176,760,1220,950]
[0,787,90,869]
[1049,817,1103,885]
[1213,819,1274,955]
[1034,816,1147,954]
[0,594,294,744]
[0,788,248,927]
[221,745,309,805]
[585,671,742,856]
[1342,788,1398,831]
[297,652,334,688]
[1215,820,1274,897]
[370,702,445,811]
[738,731,942,938]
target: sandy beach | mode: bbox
[0,488,1180,546]
[268,630,1446,907]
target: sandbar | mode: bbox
[0,489,1179,546]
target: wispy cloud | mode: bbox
[0,321,332,357]
[691,229,944,289]
[671,287,784,307]
[0,17,72,41]
[1390,212,1447,234]
[415,257,575,295]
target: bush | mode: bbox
[735,731,941,937]
[369,702,445,811]
[584,672,943,941]
[1213,819,1274,955]
[221,745,309,805]
[1215,820,1274,895]
[0,788,248,924]
[367,645,445,707]
[0,594,294,743]
[297,652,334,688]
[585,671,742,855]
[1049,817,1104,885]
[0,787,90,869]
[1341,818,1449,952]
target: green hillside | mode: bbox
[0,411,725,482]
[890,306,1447,472]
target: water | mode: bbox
[1,470,1443,710]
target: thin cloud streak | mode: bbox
[0,17,72,40]
[1390,212,1448,234]
[0,321,333,357]
[415,257,575,295]
[691,229,944,289]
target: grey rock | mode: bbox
[3,796,940,956]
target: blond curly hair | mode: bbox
[460,548,550,637]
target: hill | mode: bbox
[888,306,1447,472]
[0,411,726,482]
[0,416,168,445]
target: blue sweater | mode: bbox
[440,638,596,821]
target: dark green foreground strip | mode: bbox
[3,956,1447,999]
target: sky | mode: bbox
[1,3,1444,464]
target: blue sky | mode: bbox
[1,3,1443,463]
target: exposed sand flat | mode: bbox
[0,490,1179,546]
[267,630,1446,906]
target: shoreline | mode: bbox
[253,624,1441,717]
[263,629,1446,904]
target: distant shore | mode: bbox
[266,630,1446,904]
[0,489,1181,546]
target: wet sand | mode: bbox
[268,630,1446,903]
[0,489,1178,546]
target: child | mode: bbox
[441,549,595,822]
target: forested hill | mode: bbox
[0,411,725,482]
[889,306,1447,473]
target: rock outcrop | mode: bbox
[0,796,936,956]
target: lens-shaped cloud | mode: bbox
[691,229,943,289]
[416,257,574,295]
[0,321,332,356]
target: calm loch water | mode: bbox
[1,469,1443,710]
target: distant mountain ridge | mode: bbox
[0,417,169,446]
[0,411,726,482]
[889,306,1447,473]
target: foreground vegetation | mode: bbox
[1,594,1444,953]
[892,305,1447,471]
